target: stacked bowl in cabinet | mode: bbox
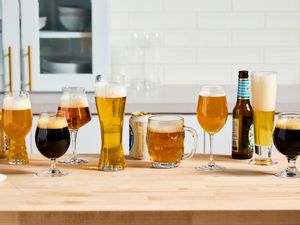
[58,6,91,31]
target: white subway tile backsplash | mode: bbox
[266,13,300,29]
[110,0,163,12]
[232,31,299,47]
[165,31,230,47]
[233,0,300,12]
[197,48,264,64]
[129,13,197,30]
[266,48,300,63]
[165,65,231,84]
[111,13,129,30]
[198,13,264,29]
[163,0,231,12]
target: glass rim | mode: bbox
[148,115,184,123]
[198,85,226,96]
[95,74,125,84]
[62,86,85,92]
[278,112,300,119]
[4,91,29,96]
[251,71,278,76]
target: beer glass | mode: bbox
[250,71,277,165]
[58,87,91,164]
[2,91,32,165]
[273,113,300,178]
[35,112,70,177]
[147,115,198,169]
[196,86,228,171]
[95,75,126,171]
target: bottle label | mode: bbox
[238,79,250,99]
[232,118,239,148]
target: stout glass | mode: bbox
[58,87,91,164]
[273,113,300,178]
[95,75,126,171]
[250,71,277,165]
[2,91,32,165]
[196,86,228,171]
[147,115,198,168]
[35,112,70,177]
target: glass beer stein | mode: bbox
[95,75,127,171]
[2,91,32,165]
[147,115,198,168]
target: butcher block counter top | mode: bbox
[0,154,300,225]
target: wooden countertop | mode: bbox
[0,154,300,225]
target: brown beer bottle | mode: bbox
[232,71,253,159]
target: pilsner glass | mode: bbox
[147,115,198,169]
[95,75,126,171]
[249,71,277,166]
[196,86,228,171]
[35,112,70,177]
[2,91,32,165]
[58,87,91,164]
[273,113,300,178]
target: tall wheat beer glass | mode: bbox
[95,75,126,171]
[250,71,277,165]
[2,91,32,165]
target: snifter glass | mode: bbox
[95,75,126,171]
[58,87,91,164]
[2,91,32,165]
[35,112,70,177]
[273,113,300,178]
[196,86,228,171]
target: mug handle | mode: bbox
[182,125,198,160]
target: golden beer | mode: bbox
[2,93,32,165]
[95,77,127,171]
[197,95,228,134]
[253,110,274,146]
[58,106,91,130]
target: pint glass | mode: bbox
[250,71,277,165]
[95,75,126,171]
[2,91,32,165]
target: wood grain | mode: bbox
[0,153,300,225]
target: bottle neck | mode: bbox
[237,78,250,100]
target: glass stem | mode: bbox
[51,159,56,171]
[288,157,297,171]
[209,133,214,163]
[71,130,78,160]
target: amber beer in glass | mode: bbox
[147,116,197,169]
[2,91,32,165]
[58,87,91,164]
[250,72,277,165]
[95,75,126,171]
[196,86,228,171]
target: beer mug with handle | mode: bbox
[95,75,127,171]
[147,115,198,168]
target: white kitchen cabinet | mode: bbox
[204,115,232,156]
[0,0,109,92]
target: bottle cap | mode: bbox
[239,70,248,79]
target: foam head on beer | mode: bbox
[198,86,225,97]
[95,82,127,98]
[251,72,277,111]
[38,116,68,129]
[276,118,300,130]
[59,94,89,108]
[3,96,31,110]
[148,116,183,133]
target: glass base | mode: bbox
[152,162,179,169]
[195,161,225,172]
[36,168,68,177]
[275,167,300,178]
[59,157,88,165]
[8,159,29,165]
[98,165,125,172]
[248,158,278,166]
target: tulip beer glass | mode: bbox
[58,87,91,164]
[2,91,32,165]
[196,86,228,171]
[250,71,277,165]
[95,75,126,171]
[147,115,198,168]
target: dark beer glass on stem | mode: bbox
[273,113,300,178]
[35,112,70,177]
[58,87,91,164]
[196,86,228,171]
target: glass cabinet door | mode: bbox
[0,0,21,92]
[20,0,109,91]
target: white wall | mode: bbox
[110,0,300,85]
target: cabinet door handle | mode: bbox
[8,47,13,93]
[27,46,32,91]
